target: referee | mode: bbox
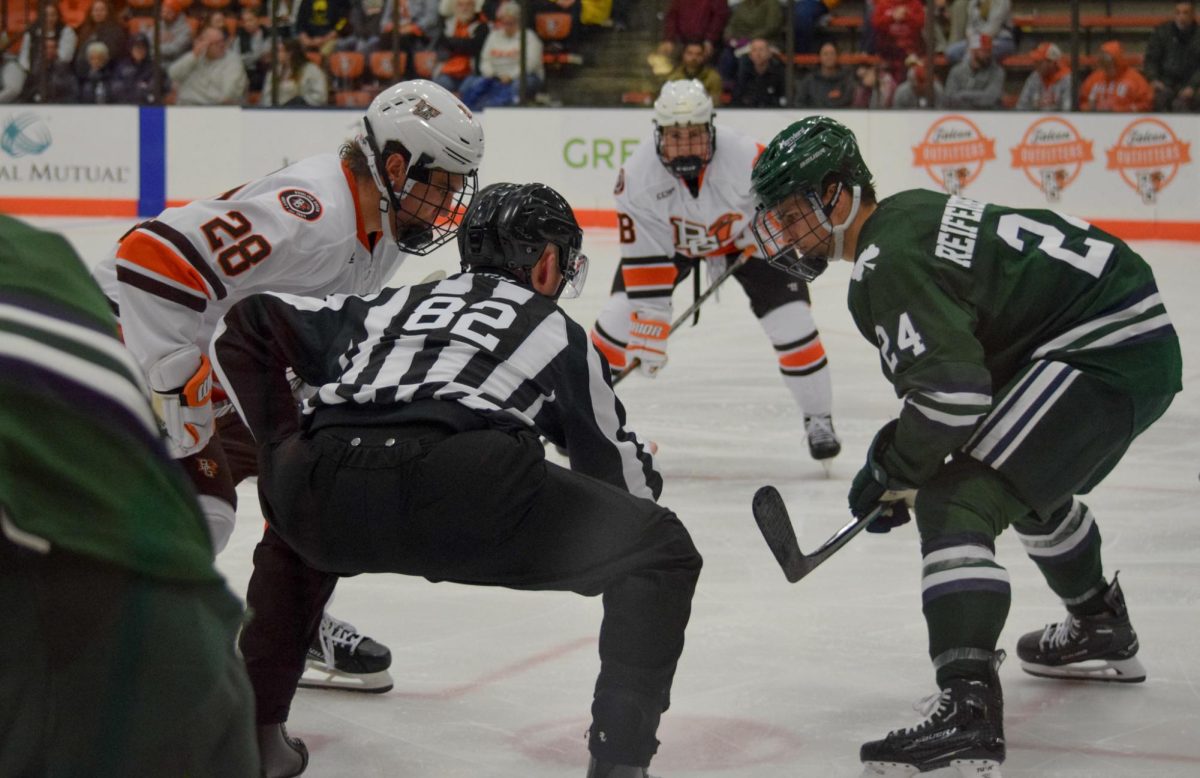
[212,182,703,778]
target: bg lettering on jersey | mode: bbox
[934,195,986,268]
[670,212,741,257]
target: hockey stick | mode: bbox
[752,485,885,583]
[612,253,752,387]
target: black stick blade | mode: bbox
[752,485,806,583]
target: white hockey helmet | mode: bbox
[652,79,715,179]
[357,79,485,255]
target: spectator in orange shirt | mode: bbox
[1079,40,1153,112]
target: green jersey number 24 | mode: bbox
[876,312,926,373]
[996,212,1114,279]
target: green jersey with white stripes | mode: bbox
[0,216,218,581]
[847,189,1182,488]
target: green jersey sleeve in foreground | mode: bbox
[0,216,217,582]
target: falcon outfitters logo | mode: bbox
[1105,118,1192,205]
[1010,118,1094,203]
[670,212,742,256]
[912,115,996,194]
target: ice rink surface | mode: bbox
[42,216,1200,777]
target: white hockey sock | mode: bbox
[757,301,833,418]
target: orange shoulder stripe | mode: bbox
[116,230,211,298]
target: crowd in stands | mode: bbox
[0,0,603,108]
[2,1,1198,111]
[663,0,1199,112]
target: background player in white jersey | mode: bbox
[91,80,484,776]
[590,79,840,466]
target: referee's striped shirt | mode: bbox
[212,272,661,501]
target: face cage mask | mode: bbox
[357,127,478,256]
[655,123,714,180]
[750,183,860,282]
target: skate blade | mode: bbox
[950,758,1003,777]
[298,664,394,693]
[820,459,833,478]
[861,759,1002,777]
[1020,655,1146,683]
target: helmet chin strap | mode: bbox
[815,183,862,263]
[357,134,399,247]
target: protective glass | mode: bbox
[559,246,589,300]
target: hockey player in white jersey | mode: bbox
[91,80,484,776]
[590,79,841,466]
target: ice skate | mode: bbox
[1017,575,1145,683]
[804,414,841,475]
[860,652,1005,777]
[300,613,394,693]
[586,757,657,778]
[258,723,308,778]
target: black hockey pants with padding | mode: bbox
[258,416,703,767]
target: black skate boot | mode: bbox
[299,612,394,693]
[1017,574,1145,683]
[258,723,308,778]
[804,414,841,471]
[860,651,1005,777]
[585,757,653,778]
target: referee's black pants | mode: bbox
[258,421,703,767]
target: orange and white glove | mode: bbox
[151,354,214,458]
[628,310,669,378]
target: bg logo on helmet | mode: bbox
[911,115,996,195]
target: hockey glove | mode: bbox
[151,355,215,458]
[847,419,916,533]
[627,310,669,378]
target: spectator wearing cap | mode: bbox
[111,32,164,104]
[665,39,723,100]
[168,25,248,105]
[731,37,786,107]
[946,0,1014,65]
[796,40,856,107]
[1145,1,1200,112]
[76,40,114,104]
[944,31,1004,108]
[873,0,925,82]
[892,53,944,108]
[1016,42,1071,111]
[152,0,194,66]
[1080,40,1153,112]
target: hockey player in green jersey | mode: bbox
[749,117,1182,777]
[0,216,257,777]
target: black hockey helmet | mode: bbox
[458,182,588,299]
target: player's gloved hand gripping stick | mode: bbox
[754,420,915,581]
[613,252,752,387]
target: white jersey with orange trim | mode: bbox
[613,124,763,301]
[93,154,405,392]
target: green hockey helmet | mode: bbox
[750,116,874,281]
